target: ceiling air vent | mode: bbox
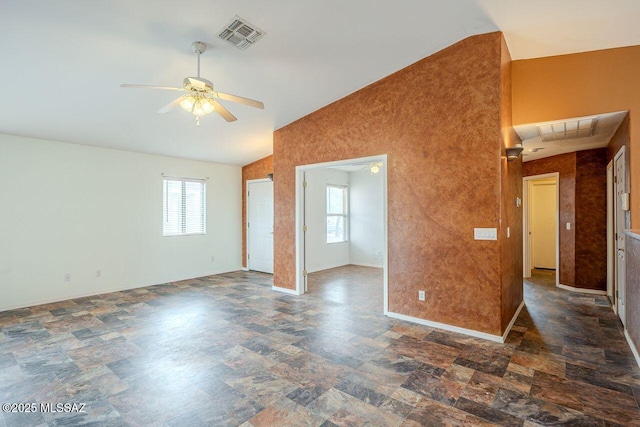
[218,16,265,50]
[536,117,598,142]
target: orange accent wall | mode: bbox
[273,32,522,336]
[512,45,640,226]
[242,155,273,268]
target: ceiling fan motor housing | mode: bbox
[191,41,206,54]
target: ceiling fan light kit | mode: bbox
[121,41,264,126]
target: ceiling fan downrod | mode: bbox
[191,41,206,79]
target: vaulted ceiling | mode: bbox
[1,1,639,165]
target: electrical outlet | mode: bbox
[96,270,101,278]
[418,290,425,301]
[210,256,215,263]
[64,273,71,282]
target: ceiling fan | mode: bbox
[121,41,264,125]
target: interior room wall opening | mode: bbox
[523,174,559,287]
[295,155,387,314]
[517,111,629,327]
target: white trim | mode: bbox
[295,154,389,316]
[624,329,640,369]
[502,300,525,342]
[272,285,302,296]
[307,263,351,274]
[349,262,384,269]
[614,145,627,326]
[295,168,306,294]
[386,311,504,343]
[241,267,249,271]
[523,173,560,287]
[556,283,607,295]
[607,160,616,312]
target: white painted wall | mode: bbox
[349,168,384,267]
[0,134,242,312]
[304,168,350,272]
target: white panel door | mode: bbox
[531,182,557,269]
[248,180,274,274]
[615,150,626,325]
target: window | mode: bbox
[327,185,348,243]
[163,178,206,236]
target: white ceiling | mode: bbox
[1,1,639,165]
[514,111,627,162]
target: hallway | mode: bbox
[0,269,639,425]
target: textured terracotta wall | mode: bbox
[625,232,640,355]
[523,154,576,286]
[575,149,607,290]
[274,32,511,335]
[607,115,632,232]
[499,36,524,331]
[242,155,273,268]
[512,46,640,227]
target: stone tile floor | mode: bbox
[0,266,639,426]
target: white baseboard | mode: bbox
[241,267,249,271]
[272,285,301,296]
[386,311,504,343]
[502,300,525,342]
[0,269,241,313]
[557,283,607,295]
[307,263,350,274]
[349,262,384,269]
[625,329,640,369]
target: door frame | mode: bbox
[614,146,627,325]
[607,160,616,312]
[523,173,560,287]
[294,154,389,314]
[246,178,274,273]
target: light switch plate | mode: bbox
[474,228,498,240]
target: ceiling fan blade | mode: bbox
[121,84,184,91]
[211,100,237,122]
[214,91,264,109]
[158,96,184,114]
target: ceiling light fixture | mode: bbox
[506,144,524,162]
[370,162,383,174]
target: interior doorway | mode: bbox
[247,179,274,274]
[523,173,559,287]
[294,155,388,313]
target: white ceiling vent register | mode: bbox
[218,16,265,50]
[536,117,598,142]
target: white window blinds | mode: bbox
[163,178,206,236]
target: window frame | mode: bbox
[162,177,206,237]
[326,184,348,244]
